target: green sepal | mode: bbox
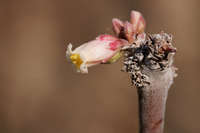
[105,51,123,64]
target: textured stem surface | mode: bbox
[123,32,177,133]
[138,67,175,133]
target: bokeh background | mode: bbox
[0,0,199,133]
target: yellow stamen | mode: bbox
[73,61,77,64]
[70,54,83,68]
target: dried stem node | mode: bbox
[123,31,176,88]
[123,31,177,133]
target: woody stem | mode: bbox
[137,67,175,133]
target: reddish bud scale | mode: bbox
[112,10,146,43]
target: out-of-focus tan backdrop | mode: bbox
[0,0,199,133]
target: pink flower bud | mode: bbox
[66,35,128,73]
[124,21,135,43]
[130,10,146,34]
[112,18,124,36]
[112,10,146,43]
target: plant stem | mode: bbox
[137,67,175,133]
[123,32,177,133]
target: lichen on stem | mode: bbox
[123,31,177,133]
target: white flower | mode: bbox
[66,35,128,73]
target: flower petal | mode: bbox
[112,18,124,36]
[130,10,146,34]
[124,21,135,43]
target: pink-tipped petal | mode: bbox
[130,11,141,29]
[109,40,124,51]
[124,21,135,43]
[137,16,146,33]
[97,34,118,41]
[130,10,146,33]
[112,18,124,36]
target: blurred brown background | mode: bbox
[0,0,199,133]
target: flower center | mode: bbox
[70,54,83,68]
